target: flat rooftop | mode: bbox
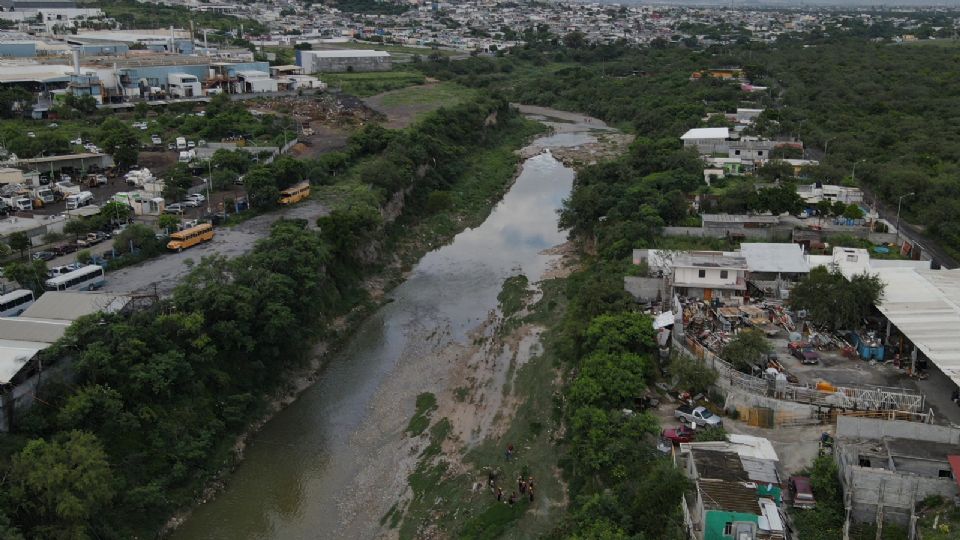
[739,242,810,274]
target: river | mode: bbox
[172,110,606,539]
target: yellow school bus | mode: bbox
[278,181,310,205]
[167,223,215,251]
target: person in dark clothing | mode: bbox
[529,487,534,502]
[508,492,517,505]
[496,487,503,501]
[519,477,526,494]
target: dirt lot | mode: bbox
[650,396,825,476]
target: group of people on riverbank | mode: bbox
[487,470,535,505]
[477,443,536,506]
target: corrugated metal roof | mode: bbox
[873,267,960,388]
[0,340,44,384]
[699,479,761,515]
[681,127,729,140]
[22,292,129,321]
[304,49,390,58]
[0,318,69,344]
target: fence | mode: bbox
[676,337,927,420]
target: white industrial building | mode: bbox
[235,70,277,93]
[168,72,201,98]
[295,49,392,73]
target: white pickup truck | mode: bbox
[675,405,723,428]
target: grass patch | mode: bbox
[322,70,426,97]
[395,277,571,539]
[454,386,470,402]
[406,392,438,437]
[497,274,531,318]
[378,82,477,108]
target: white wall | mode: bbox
[674,266,743,288]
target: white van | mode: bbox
[65,191,94,210]
[176,137,187,150]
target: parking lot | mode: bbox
[99,198,329,296]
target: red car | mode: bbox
[789,476,817,509]
[662,425,697,444]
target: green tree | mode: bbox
[243,167,280,209]
[583,312,656,355]
[113,223,162,255]
[842,203,864,220]
[134,101,148,119]
[7,231,30,259]
[669,353,718,394]
[163,165,194,202]
[63,219,90,240]
[563,31,587,49]
[97,117,139,169]
[157,214,179,233]
[210,149,252,173]
[722,329,772,372]
[789,267,884,331]
[4,260,48,293]
[10,431,116,538]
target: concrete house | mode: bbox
[639,250,748,304]
[682,127,730,155]
[679,435,786,540]
[835,416,960,527]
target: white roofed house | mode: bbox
[681,127,730,155]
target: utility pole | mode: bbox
[895,191,915,247]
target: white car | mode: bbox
[186,193,206,204]
[151,135,162,145]
[70,137,83,145]
[26,132,35,138]
[181,199,201,208]
[187,141,196,149]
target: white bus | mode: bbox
[0,289,34,317]
[43,265,105,292]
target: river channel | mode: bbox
[172,110,606,539]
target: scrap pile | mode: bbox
[251,94,383,127]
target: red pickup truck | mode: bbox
[662,425,697,444]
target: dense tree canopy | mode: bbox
[789,267,885,331]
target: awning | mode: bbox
[947,455,960,490]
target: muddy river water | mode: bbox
[172,110,606,539]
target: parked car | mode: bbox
[32,251,55,261]
[186,193,206,204]
[164,203,185,214]
[789,342,820,365]
[675,405,723,428]
[187,140,196,149]
[181,199,201,208]
[52,243,78,256]
[662,425,697,445]
[789,476,817,509]
[76,232,107,247]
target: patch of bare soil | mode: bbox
[137,150,177,176]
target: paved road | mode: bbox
[100,199,329,296]
[862,187,958,269]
